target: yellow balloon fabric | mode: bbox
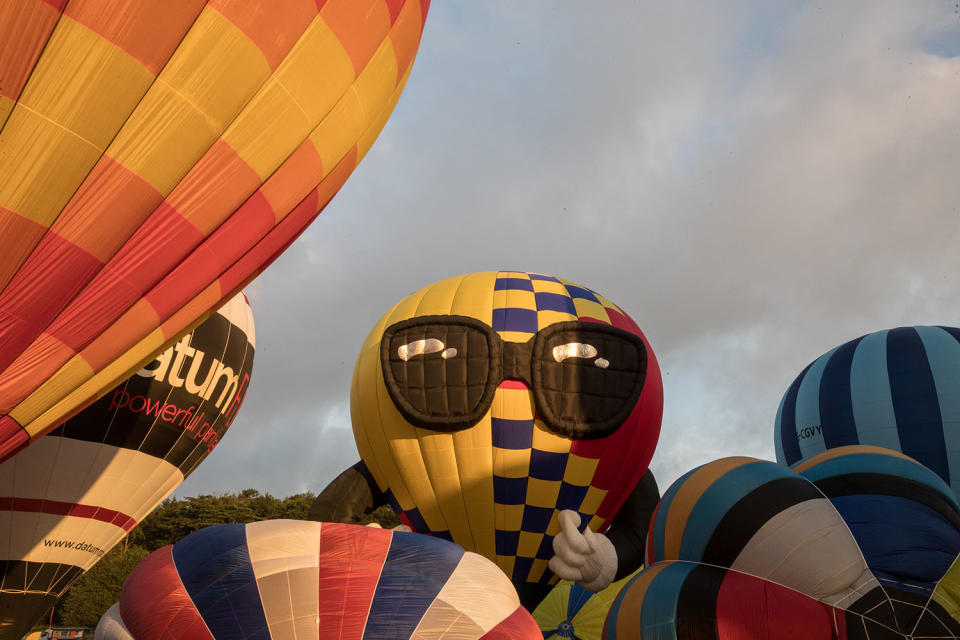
[0,0,430,460]
[533,569,641,640]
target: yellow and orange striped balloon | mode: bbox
[0,0,429,460]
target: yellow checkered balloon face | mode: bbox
[352,271,663,586]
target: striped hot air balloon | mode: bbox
[0,293,254,639]
[603,449,960,639]
[774,326,960,497]
[98,520,542,640]
[0,0,430,461]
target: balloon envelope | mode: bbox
[533,569,640,640]
[609,449,960,639]
[351,271,663,588]
[0,293,254,639]
[0,0,429,460]
[775,325,960,498]
[101,520,541,639]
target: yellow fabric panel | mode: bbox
[355,64,410,161]
[664,456,758,560]
[497,503,524,532]
[528,559,550,582]
[563,454,599,486]
[496,555,516,579]
[308,86,364,176]
[220,76,312,181]
[109,80,226,195]
[532,424,573,454]
[532,581,570,634]
[527,478,561,509]
[545,512,561,536]
[537,310,578,331]
[452,420,496,561]
[517,531,542,558]
[580,487,607,516]
[348,35,398,122]
[110,7,271,194]
[0,95,13,130]
[13,356,96,436]
[573,298,609,322]
[275,16,355,123]
[449,272,497,322]
[17,16,154,149]
[412,272,466,317]
[531,279,568,296]
[932,555,960,622]
[493,289,536,317]
[791,445,916,474]
[416,429,475,549]
[0,107,101,226]
[159,8,270,130]
[492,446,531,480]
[494,387,535,427]
[246,520,320,638]
[417,552,523,635]
[499,331,535,344]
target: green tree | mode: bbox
[55,544,149,627]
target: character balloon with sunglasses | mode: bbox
[311,271,663,609]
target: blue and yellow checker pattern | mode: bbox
[351,271,661,586]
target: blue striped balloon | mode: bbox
[774,326,960,497]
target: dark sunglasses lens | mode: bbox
[381,317,500,431]
[533,323,647,439]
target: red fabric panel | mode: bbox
[0,416,28,460]
[0,496,137,531]
[46,204,204,352]
[715,570,838,640]
[0,233,102,372]
[121,545,214,640]
[384,0,404,24]
[145,191,274,321]
[317,522,393,640]
[478,607,541,640]
[0,205,47,291]
[419,0,430,28]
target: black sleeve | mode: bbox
[308,460,387,524]
[604,468,660,580]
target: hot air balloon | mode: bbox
[0,293,254,639]
[604,448,960,639]
[774,325,960,498]
[0,0,430,461]
[312,271,663,608]
[97,520,542,639]
[532,568,640,640]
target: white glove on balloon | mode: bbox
[548,509,618,592]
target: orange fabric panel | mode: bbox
[260,139,325,216]
[79,299,161,372]
[307,146,357,218]
[388,0,425,82]
[212,0,319,70]
[158,284,222,341]
[0,332,75,412]
[321,0,391,75]
[0,0,61,101]
[51,155,164,263]
[65,0,207,74]
[0,207,46,292]
[165,139,263,236]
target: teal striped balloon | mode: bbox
[775,326,960,497]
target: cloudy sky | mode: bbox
[176,1,960,499]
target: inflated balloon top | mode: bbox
[0,292,255,639]
[775,325,960,497]
[352,271,663,587]
[605,446,960,639]
[0,0,430,460]
[98,520,542,639]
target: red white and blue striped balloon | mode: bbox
[101,520,541,640]
[775,326,960,497]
